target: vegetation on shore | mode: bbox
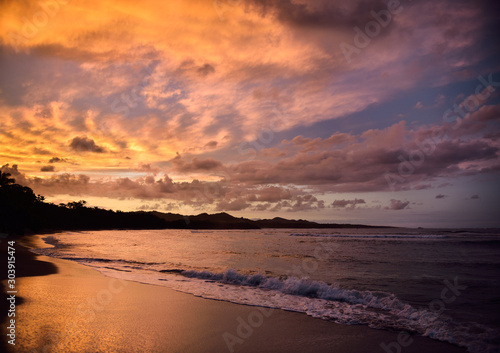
[0,171,386,236]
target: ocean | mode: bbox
[33,228,500,353]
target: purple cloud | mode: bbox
[385,199,410,210]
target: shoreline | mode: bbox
[1,234,468,353]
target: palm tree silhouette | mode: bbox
[0,171,15,187]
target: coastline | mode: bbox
[1,234,468,353]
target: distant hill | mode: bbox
[150,211,386,229]
[151,211,259,229]
[252,216,384,229]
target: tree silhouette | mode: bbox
[0,171,15,188]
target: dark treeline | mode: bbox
[0,171,168,235]
[1,171,387,236]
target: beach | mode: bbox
[0,234,469,353]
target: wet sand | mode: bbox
[1,235,467,353]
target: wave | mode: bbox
[33,234,499,353]
[163,269,498,353]
[181,269,404,306]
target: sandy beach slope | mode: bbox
[1,235,467,353]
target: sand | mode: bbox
[1,235,467,353]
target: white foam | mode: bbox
[91,267,498,353]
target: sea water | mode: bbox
[33,228,500,353]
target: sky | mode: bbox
[0,0,499,228]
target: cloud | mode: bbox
[49,157,66,163]
[3,163,332,213]
[34,107,53,119]
[0,164,27,185]
[32,147,52,155]
[413,94,446,110]
[386,199,410,210]
[246,0,392,30]
[457,86,496,114]
[134,163,160,175]
[40,165,55,172]
[229,117,500,192]
[216,198,250,211]
[434,94,446,107]
[69,136,105,153]
[197,63,215,76]
[136,203,161,211]
[204,141,218,149]
[413,184,432,190]
[253,194,325,212]
[170,154,223,173]
[245,186,292,202]
[1,0,493,155]
[470,194,480,199]
[331,199,366,208]
[435,194,446,199]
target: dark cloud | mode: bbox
[435,194,446,199]
[385,199,409,210]
[229,111,500,192]
[34,107,53,120]
[171,154,222,173]
[197,63,215,76]
[49,157,66,163]
[204,140,218,149]
[40,165,55,172]
[250,194,325,212]
[69,136,105,153]
[247,0,391,30]
[267,194,325,212]
[33,147,52,155]
[331,198,366,208]
[470,194,480,199]
[287,133,356,152]
[135,163,160,175]
[231,137,497,191]
[414,184,432,190]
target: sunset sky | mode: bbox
[1,0,499,227]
